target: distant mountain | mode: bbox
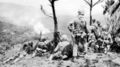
[0,3,41,25]
[0,2,106,39]
[0,2,75,36]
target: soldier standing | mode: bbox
[68,10,88,61]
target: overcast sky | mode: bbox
[0,0,104,16]
[0,0,106,34]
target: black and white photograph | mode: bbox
[0,0,120,67]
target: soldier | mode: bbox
[90,19,102,39]
[100,31,112,53]
[68,10,87,34]
[49,34,72,60]
[22,39,48,57]
[87,32,97,53]
[111,33,120,53]
[33,42,47,57]
[97,25,113,53]
[3,39,49,64]
[3,43,29,64]
[68,10,88,61]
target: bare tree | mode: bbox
[41,0,59,47]
[49,0,60,47]
[40,5,53,18]
[103,0,120,37]
[83,0,103,25]
[103,0,120,16]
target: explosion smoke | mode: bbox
[33,22,50,34]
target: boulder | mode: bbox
[112,57,120,65]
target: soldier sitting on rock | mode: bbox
[101,31,113,53]
[95,25,113,53]
[49,34,73,60]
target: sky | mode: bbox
[0,0,106,34]
[0,0,104,16]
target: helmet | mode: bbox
[61,34,69,41]
[77,9,85,19]
[102,24,108,31]
[87,25,96,32]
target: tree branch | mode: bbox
[93,0,104,7]
[84,0,91,6]
[49,0,58,3]
[40,5,53,18]
[111,2,120,16]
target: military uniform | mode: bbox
[68,18,87,35]
[87,33,97,52]
[68,11,88,58]
[49,40,72,60]
[101,31,113,53]
[49,34,73,60]
[111,34,120,52]
[90,20,102,39]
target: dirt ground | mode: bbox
[0,38,120,67]
[1,51,120,67]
